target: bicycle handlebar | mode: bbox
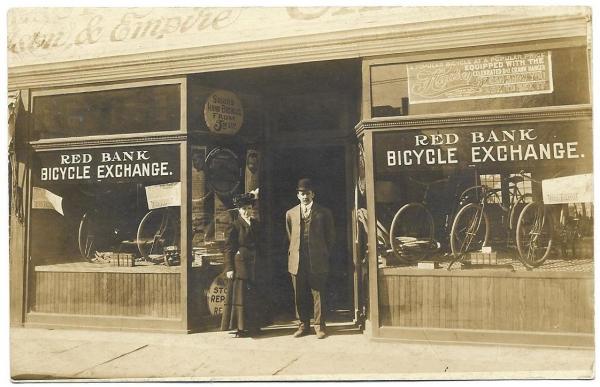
[408,176,450,187]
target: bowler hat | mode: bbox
[297,178,315,192]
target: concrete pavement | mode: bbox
[10,323,595,381]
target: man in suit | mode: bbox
[286,178,335,339]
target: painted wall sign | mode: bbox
[9,8,586,67]
[204,90,244,135]
[35,145,180,184]
[407,51,554,103]
[374,121,592,175]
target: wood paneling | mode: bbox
[30,270,181,319]
[379,271,594,334]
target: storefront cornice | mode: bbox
[30,132,189,151]
[354,105,592,136]
[8,14,588,90]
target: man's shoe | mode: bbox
[315,328,327,339]
[293,328,309,338]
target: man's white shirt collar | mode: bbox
[301,202,313,214]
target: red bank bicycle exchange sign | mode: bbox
[373,120,592,176]
[35,144,181,184]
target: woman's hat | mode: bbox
[233,192,256,208]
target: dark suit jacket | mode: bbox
[286,203,335,275]
[224,216,260,280]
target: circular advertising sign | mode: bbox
[206,275,228,316]
[204,90,244,135]
[205,147,242,196]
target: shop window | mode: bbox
[32,84,181,140]
[371,47,590,117]
[371,120,593,273]
[479,174,502,204]
[30,144,182,268]
[190,145,245,267]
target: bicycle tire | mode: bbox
[516,202,553,268]
[78,212,96,262]
[389,202,434,263]
[450,203,490,258]
[137,208,180,263]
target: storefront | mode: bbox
[9,7,593,345]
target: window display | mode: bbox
[372,120,593,272]
[190,145,244,267]
[30,144,182,268]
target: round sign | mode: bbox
[205,147,242,196]
[204,90,244,135]
[207,275,228,316]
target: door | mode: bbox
[267,145,352,321]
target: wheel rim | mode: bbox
[389,203,434,263]
[451,204,488,256]
[137,209,179,263]
[516,203,553,267]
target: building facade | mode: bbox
[8,7,593,346]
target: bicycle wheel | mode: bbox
[389,203,435,263]
[516,202,553,268]
[137,208,180,264]
[78,212,96,261]
[450,203,490,257]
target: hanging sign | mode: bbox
[32,187,64,215]
[407,51,553,104]
[145,182,182,209]
[204,90,244,135]
[542,174,593,204]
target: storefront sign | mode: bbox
[32,187,64,215]
[35,145,180,184]
[204,90,244,135]
[207,275,228,316]
[407,51,553,103]
[145,182,181,209]
[542,174,593,204]
[374,121,592,175]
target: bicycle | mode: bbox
[515,173,586,268]
[136,206,181,266]
[388,177,452,263]
[448,172,533,268]
[77,189,139,262]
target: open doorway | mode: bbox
[266,145,352,323]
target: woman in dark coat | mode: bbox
[220,192,262,337]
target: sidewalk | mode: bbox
[10,323,594,381]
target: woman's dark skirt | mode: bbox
[220,277,260,332]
